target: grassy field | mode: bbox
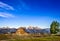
[0,34,60,41]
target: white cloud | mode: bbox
[0,1,14,10]
[0,12,15,18]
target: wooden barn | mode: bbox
[16,27,29,36]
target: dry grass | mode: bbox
[0,34,60,41]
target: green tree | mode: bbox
[50,21,60,34]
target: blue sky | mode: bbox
[0,0,60,28]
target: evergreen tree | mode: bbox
[50,21,60,34]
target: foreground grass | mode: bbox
[0,34,60,41]
[8,36,60,41]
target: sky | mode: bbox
[0,0,60,28]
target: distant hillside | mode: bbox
[0,28,17,34]
[0,27,50,34]
[25,28,50,34]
